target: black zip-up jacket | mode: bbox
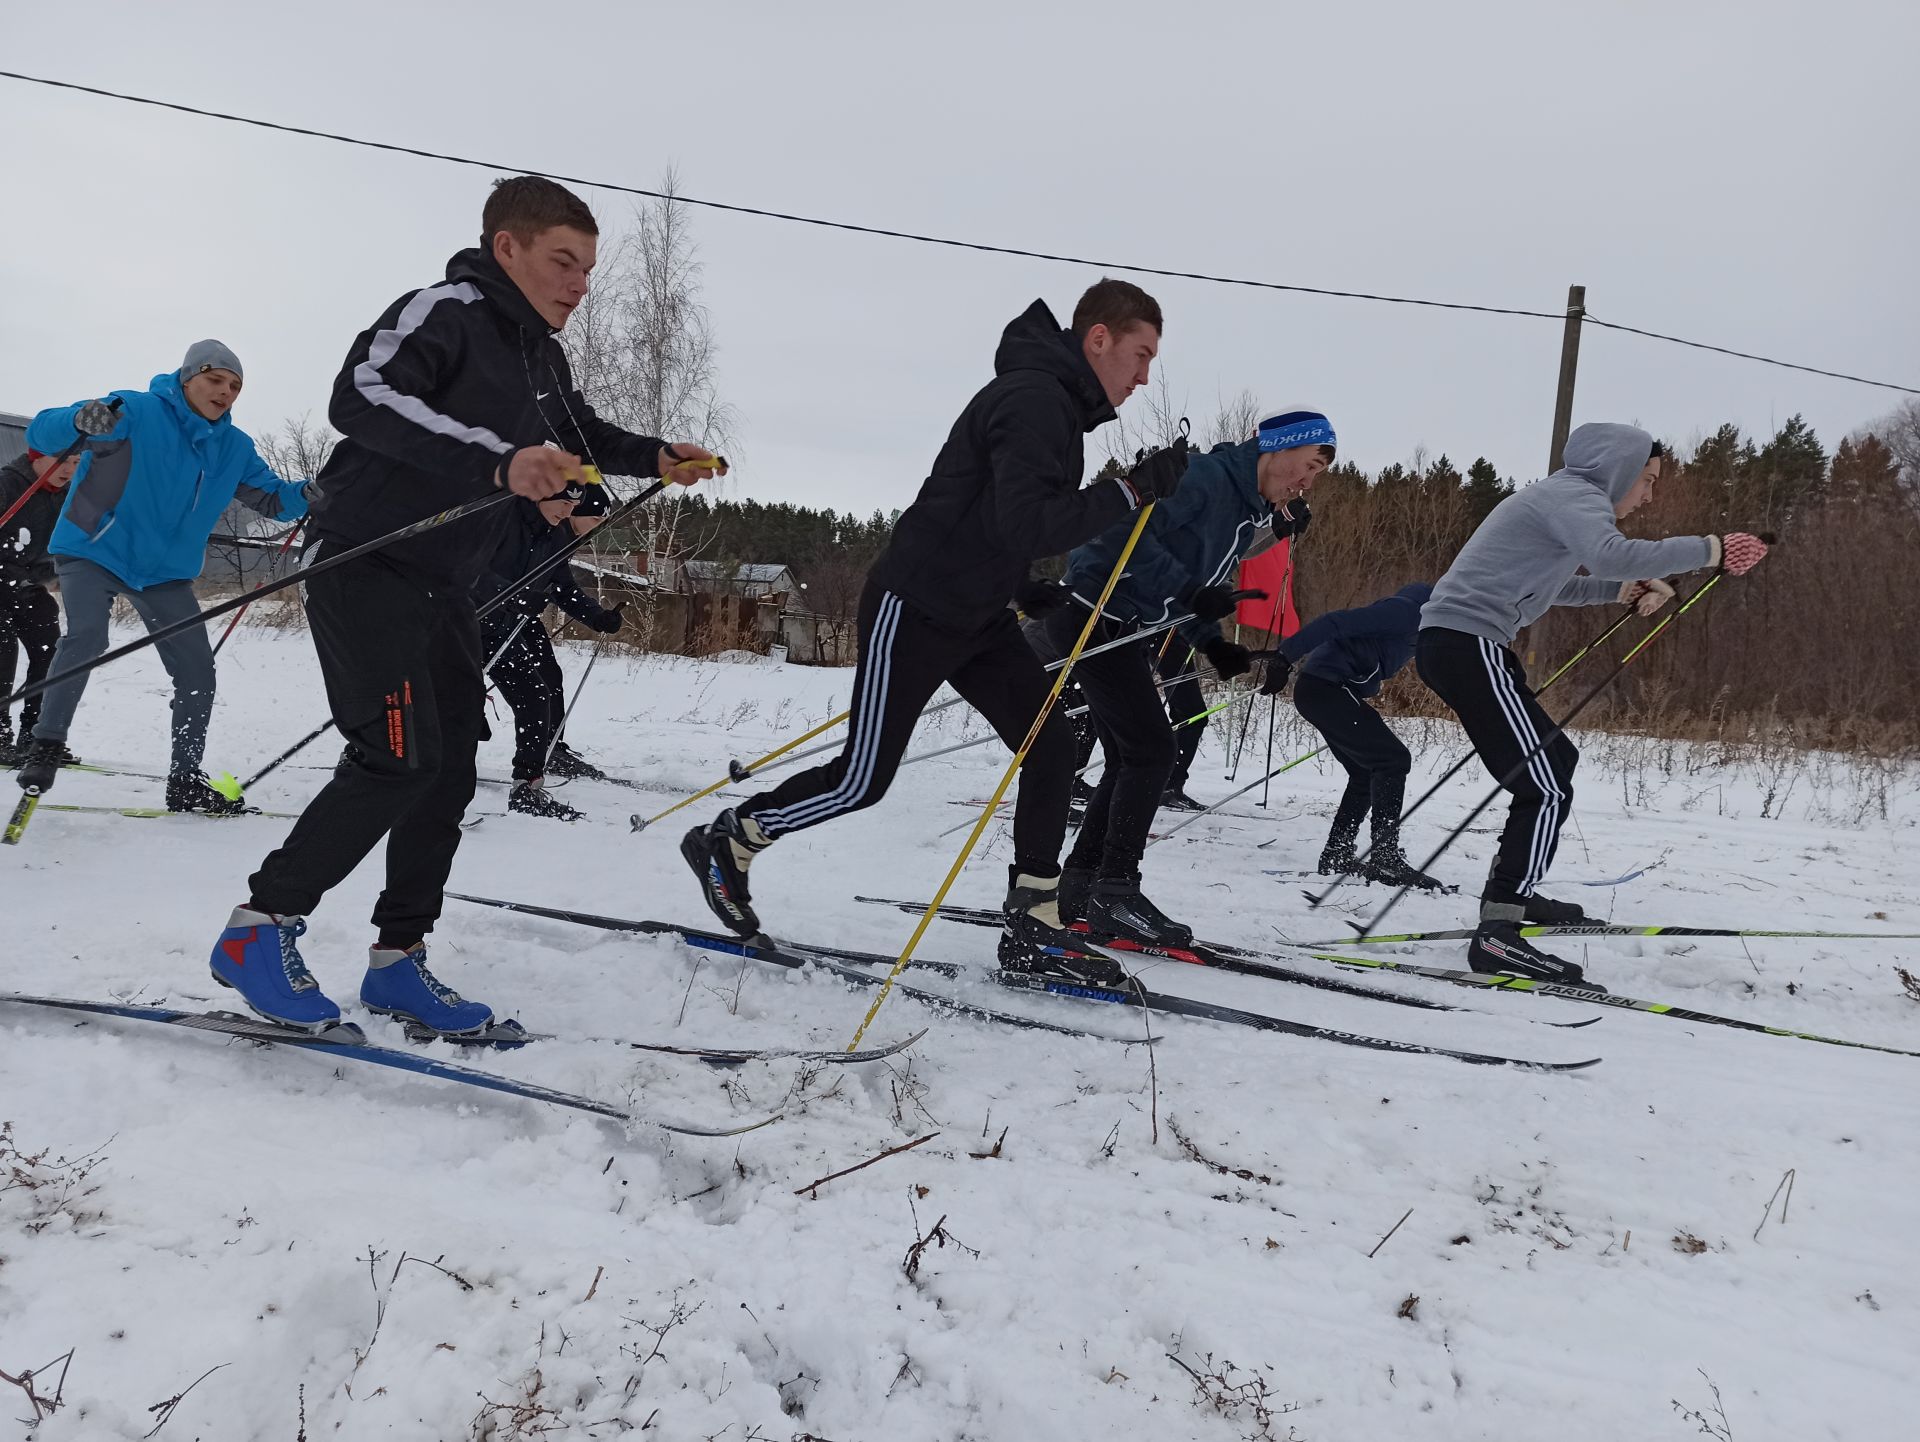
[868,299,1140,633]
[0,454,65,589]
[307,246,665,591]
[475,498,618,627]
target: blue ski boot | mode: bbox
[360,943,494,1037]
[209,906,343,1031]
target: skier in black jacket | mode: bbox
[685,279,1185,985]
[0,450,76,763]
[211,176,718,1038]
[477,486,624,817]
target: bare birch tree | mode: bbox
[560,166,741,645]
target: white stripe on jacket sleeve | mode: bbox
[351,283,514,456]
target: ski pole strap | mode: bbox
[844,503,1160,1052]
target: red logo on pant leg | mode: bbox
[220,927,257,967]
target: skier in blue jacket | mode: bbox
[1263,582,1444,890]
[1038,407,1328,943]
[13,341,309,811]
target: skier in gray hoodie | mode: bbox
[1417,422,1769,988]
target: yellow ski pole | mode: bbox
[845,503,1158,1049]
[629,709,850,833]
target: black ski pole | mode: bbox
[541,639,606,775]
[1305,599,1644,910]
[235,467,710,790]
[1349,569,1736,938]
[212,517,307,656]
[3,488,516,712]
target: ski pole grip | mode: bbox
[1227,588,1263,604]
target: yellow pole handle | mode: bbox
[844,502,1160,1050]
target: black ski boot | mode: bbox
[167,769,250,816]
[508,778,582,820]
[1085,874,1194,947]
[545,741,608,782]
[1160,789,1206,812]
[1468,923,1604,993]
[682,808,770,938]
[14,737,66,793]
[1362,845,1449,892]
[1316,827,1365,878]
[1523,893,1588,924]
[1057,864,1095,925]
[998,869,1129,988]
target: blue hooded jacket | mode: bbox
[27,372,308,592]
[1279,583,1433,698]
[1061,439,1297,649]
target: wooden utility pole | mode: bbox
[1548,283,1586,472]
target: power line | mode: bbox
[4,68,1916,398]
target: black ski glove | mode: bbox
[1276,498,1312,540]
[1201,637,1251,681]
[1188,584,1260,622]
[1116,435,1190,508]
[1260,654,1294,696]
[1015,578,1069,616]
[587,605,625,635]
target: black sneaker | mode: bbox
[546,742,608,782]
[508,779,582,820]
[1468,923,1604,992]
[1159,789,1206,812]
[681,808,768,937]
[1086,876,1194,947]
[167,770,250,816]
[1523,893,1588,924]
[1362,846,1449,892]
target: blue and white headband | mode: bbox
[1256,408,1336,453]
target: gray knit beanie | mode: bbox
[179,338,243,382]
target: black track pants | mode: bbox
[481,611,564,780]
[1043,606,1174,880]
[739,578,1075,877]
[247,555,487,941]
[1416,627,1577,905]
[0,582,60,736]
[1292,672,1411,849]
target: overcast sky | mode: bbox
[3,1,1915,513]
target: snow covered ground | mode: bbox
[4,625,1917,1441]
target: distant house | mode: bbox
[680,559,801,599]
[0,411,29,465]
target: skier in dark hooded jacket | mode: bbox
[1037,408,1329,946]
[684,279,1185,986]
[1264,582,1441,890]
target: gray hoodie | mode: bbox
[1420,422,1714,646]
